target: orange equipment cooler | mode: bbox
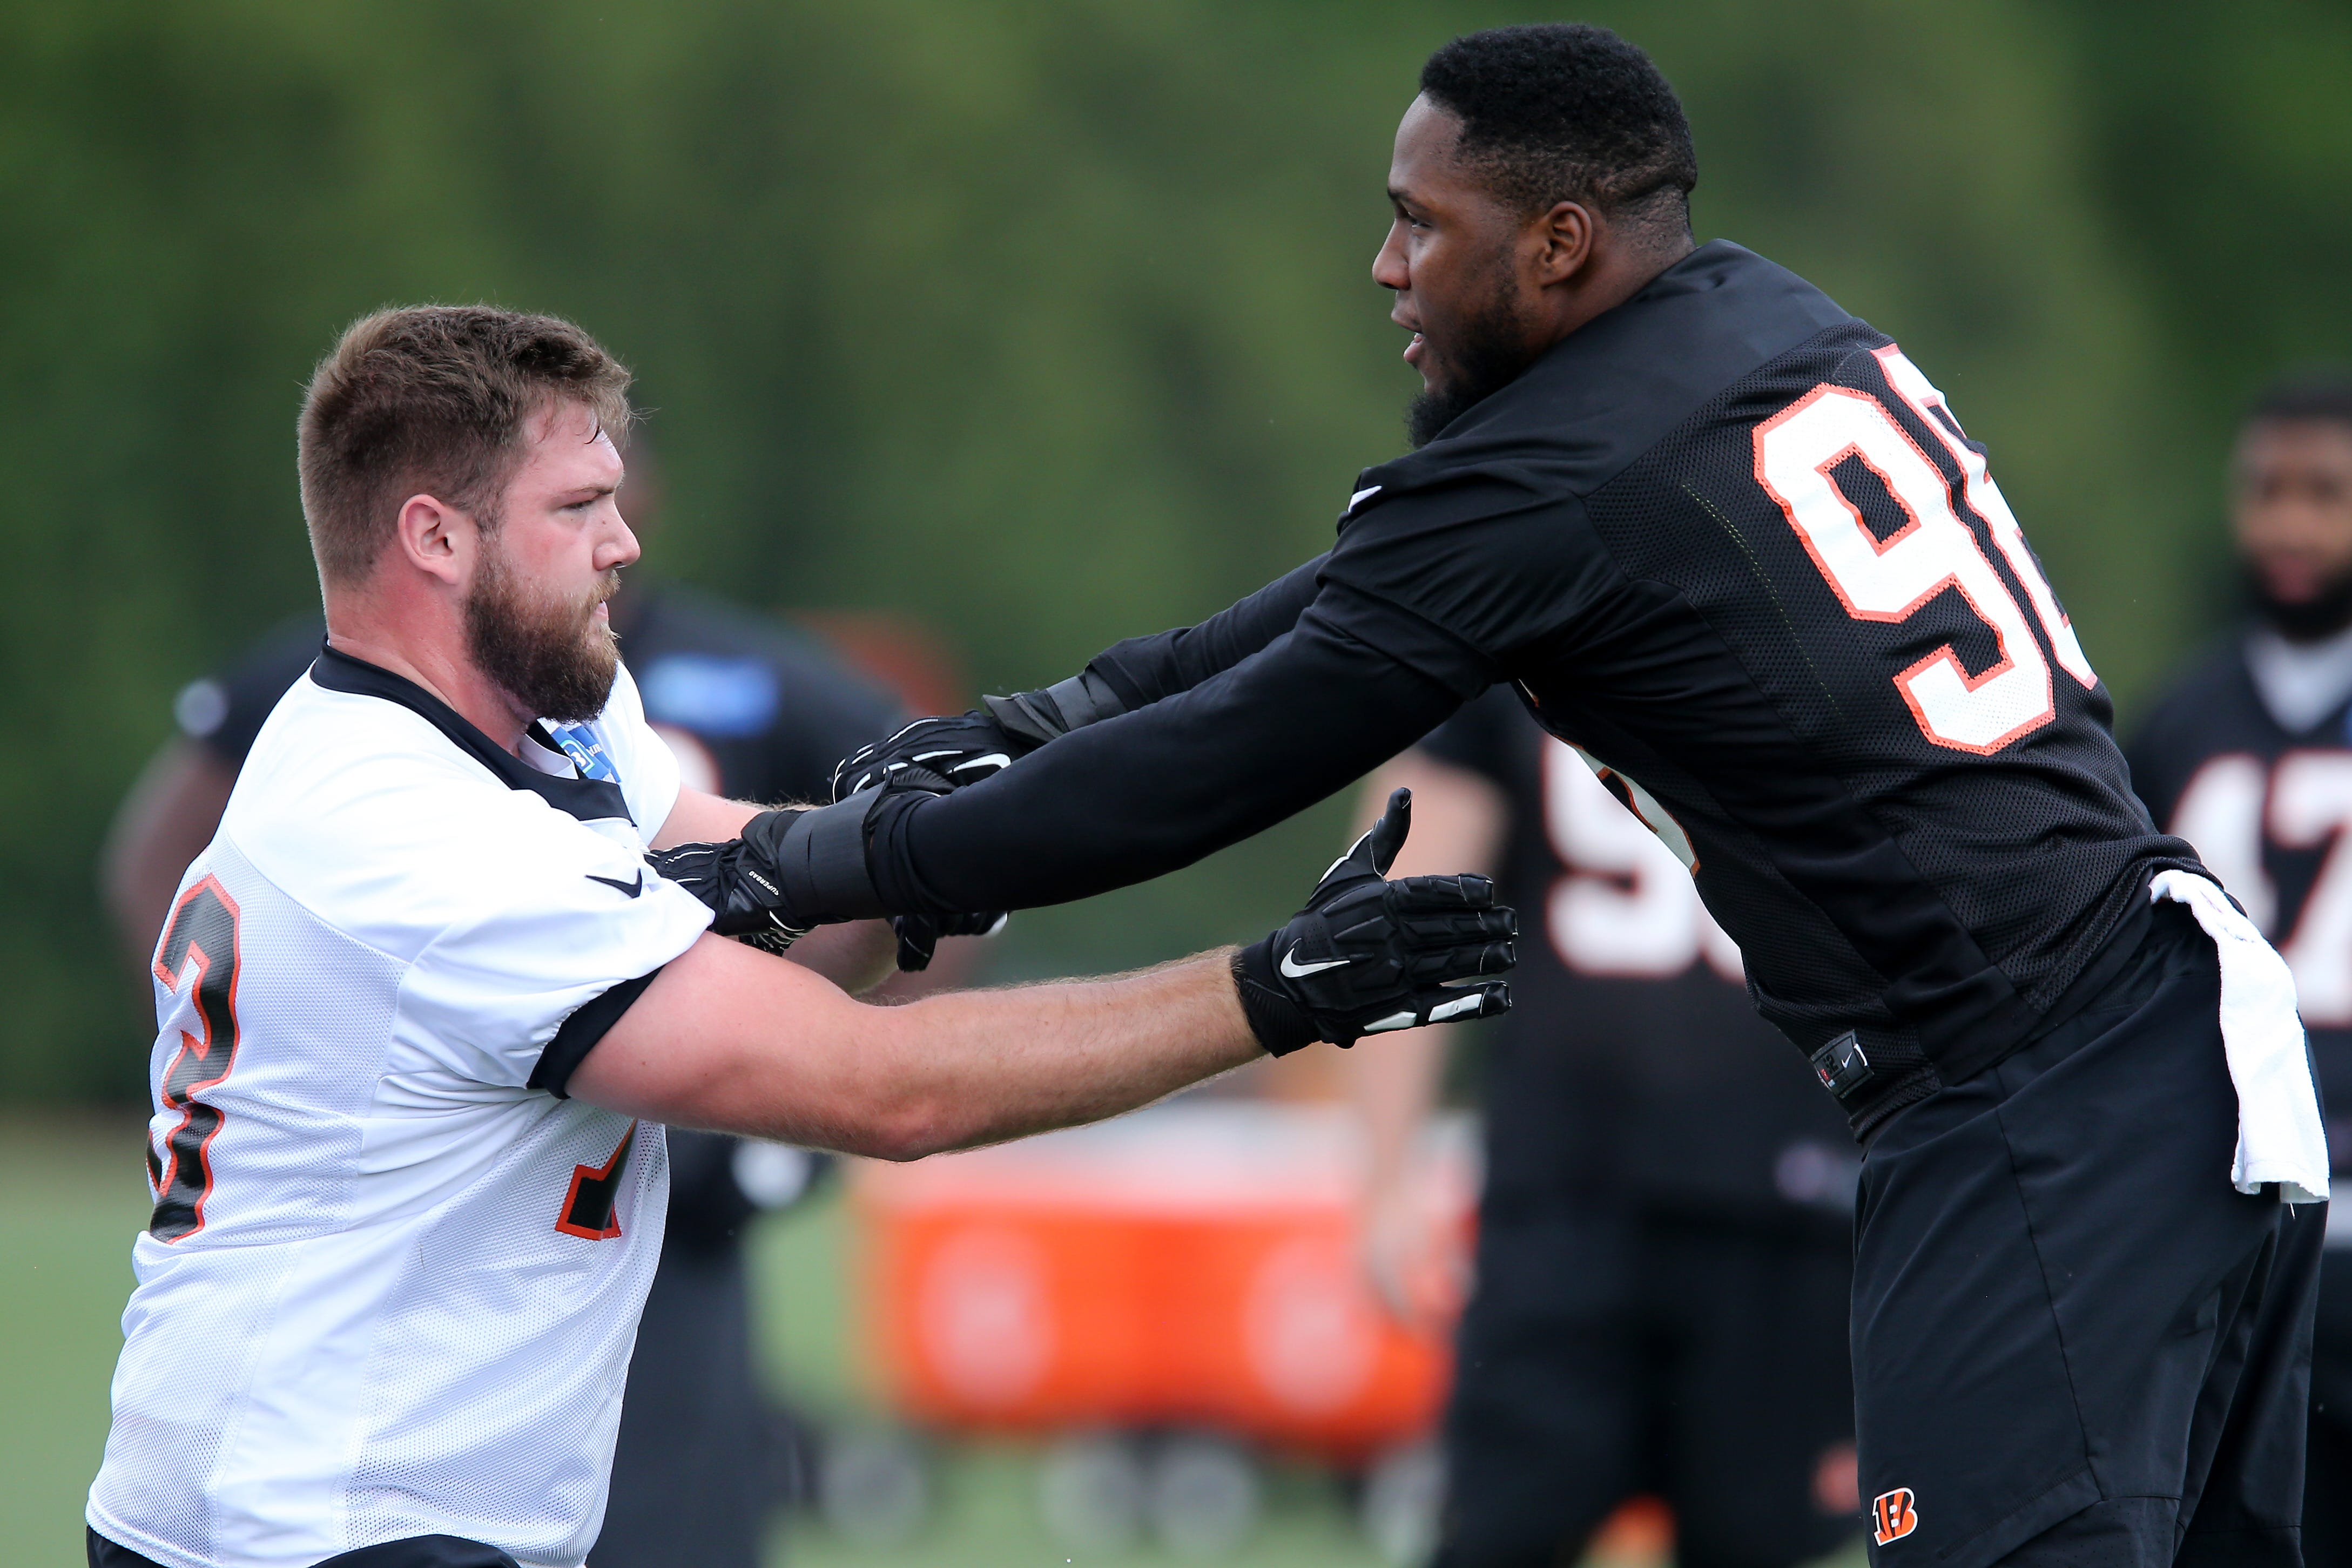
[854,1101,1475,1463]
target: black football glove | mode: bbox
[646,789,898,952]
[650,771,1006,972]
[828,734,1014,971]
[833,713,1030,800]
[830,670,1129,800]
[887,909,1012,972]
[1234,788,1516,1054]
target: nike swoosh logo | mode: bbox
[1279,945,1350,979]
[588,871,645,898]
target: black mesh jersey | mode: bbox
[1420,688,1854,1221]
[882,241,2198,1107]
[2128,633,2352,1177]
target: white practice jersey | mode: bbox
[88,648,715,1568]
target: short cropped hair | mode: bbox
[1419,24,1697,236]
[2245,370,2352,434]
[298,305,633,586]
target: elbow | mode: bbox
[846,1096,966,1163]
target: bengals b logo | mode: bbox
[1872,1487,1919,1545]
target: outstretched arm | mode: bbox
[868,600,1476,915]
[594,792,1513,1156]
[676,599,1482,931]
[835,556,1329,796]
[572,936,1257,1158]
[1084,553,1328,711]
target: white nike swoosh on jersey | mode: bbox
[1280,945,1351,978]
[1347,485,1384,512]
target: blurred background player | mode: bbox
[97,435,928,1568]
[2125,370,2352,1566]
[1352,688,1859,1568]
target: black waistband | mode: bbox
[1835,890,2194,1145]
[92,1530,521,1568]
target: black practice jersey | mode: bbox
[872,241,2196,1114]
[1421,688,1853,1220]
[2128,633,2352,1177]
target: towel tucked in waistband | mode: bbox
[2151,869,2329,1205]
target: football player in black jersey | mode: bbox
[100,451,919,1568]
[2129,373,2352,1566]
[1353,690,1859,1567]
[663,25,2328,1564]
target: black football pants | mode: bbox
[1433,1206,1859,1568]
[1852,903,2323,1567]
[2301,1249,2352,1565]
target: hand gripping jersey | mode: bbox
[87,648,714,1568]
[871,241,2198,1130]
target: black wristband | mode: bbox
[1231,942,1320,1056]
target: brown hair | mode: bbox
[297,305,633,586]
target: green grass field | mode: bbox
[3,1114,1860,1568]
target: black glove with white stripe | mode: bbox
[833,713,1029,800]
[1234,788,1516,1054]
[830,671,1128,799]
[826,733,1015,973]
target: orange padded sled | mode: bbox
[854,1102,1474,1461]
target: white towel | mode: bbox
[2150,869,2330,1205]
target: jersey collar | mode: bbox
[308,644,635,826]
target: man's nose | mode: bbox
[602,516,642,570]
[1372,223,1409,292]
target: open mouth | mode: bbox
[1404,330,1426,367]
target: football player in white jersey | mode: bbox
[85,305,1514,1568]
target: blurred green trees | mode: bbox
[3,0,2348,1098]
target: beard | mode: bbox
[2246,561,2352,643]
[1405,263,1544,449]
[464,542,622,723]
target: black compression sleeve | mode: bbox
[867,589,1479,914]
[1083,554,1326,711]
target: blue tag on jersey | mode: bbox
[545,722,619,782]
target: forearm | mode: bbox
[871,609,1466,915]
[1084,553,1327,709]
[573,936,1262,1158]
[651,785,764,850]
[780,921,898,995]
[837,954,1261,1157]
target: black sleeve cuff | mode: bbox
[531,967,666,1098]
[1232,944,1317,1057]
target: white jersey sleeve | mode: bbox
[395,803,709,1091]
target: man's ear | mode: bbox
[1528,199,1595,287]
[393,493,472,589]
